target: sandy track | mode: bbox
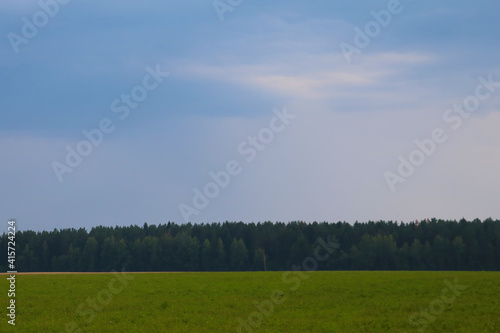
[0,271,187,275]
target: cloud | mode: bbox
[178,51,436,102]
[2,0,500,230]
[387,111,500,221]
[1,91,499,230]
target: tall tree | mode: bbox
[82,237,99,272]
[230,238,248,270]
[201,239,212,271]
[213,238,226,271]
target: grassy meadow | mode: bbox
[2,271,499,332]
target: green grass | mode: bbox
[2,271,499,332]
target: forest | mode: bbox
[2,218,499,272]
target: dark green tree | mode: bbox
[230,238,248,270]
[82,236,99,271]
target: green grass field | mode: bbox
[2,271,499,332]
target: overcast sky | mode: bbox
[1,0,500,231]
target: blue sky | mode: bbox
[1,0,500,231]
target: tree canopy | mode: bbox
[3,218,499,272]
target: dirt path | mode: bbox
[0,271,188,275]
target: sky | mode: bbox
[1,0,500,231]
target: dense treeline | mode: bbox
[2,219,500,272]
